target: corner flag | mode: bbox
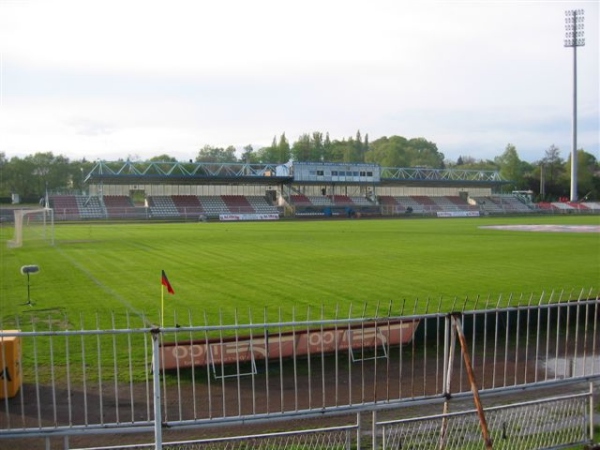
[160,270,175,328]
[161,270,175,295]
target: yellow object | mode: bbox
[0,330,22,399]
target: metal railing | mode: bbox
[1,291,598,449]
[379,390,593,449]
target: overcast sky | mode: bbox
[0,0,598,164]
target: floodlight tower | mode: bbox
[564,9,585,202]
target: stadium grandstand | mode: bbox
[41,160,600,221]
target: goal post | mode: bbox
[7,208,55,248]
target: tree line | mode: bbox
[1,132,598,202]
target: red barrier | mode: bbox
[159,319,420,370]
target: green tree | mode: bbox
[149,154,178,162]
[71,159,95,192]
[541,145,566,199]
[7,156,36,198]
[354,130,364,162]
[366,136,410,167]
[338,132,363,163]
[366,136,443,168]
[454,158,498,170]
[195,145,238,163]
[241,145,258,164]
[312,132,325,162]
[291,134,312,162]
[277,133,291,163]
[495,144,524,192]
[328,138,347,163]
[0,152,8,197]
[323,132,333,161]
[254,137,278,163]
[405,137,444,168]
[24,152,72,198]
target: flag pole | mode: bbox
[160,270,174,328]
[161,284,164,328]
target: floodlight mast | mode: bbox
[564,9,585,202]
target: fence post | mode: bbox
[356,412,361,450]
[372,409,377,449]
[439,314,455,450]
[590,382,595,444]
[151,328,163,450]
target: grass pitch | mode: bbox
[1,215,599,330]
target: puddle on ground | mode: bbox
[543,356,600,378]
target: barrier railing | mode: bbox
[1,292,598,449]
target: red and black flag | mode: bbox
[161,270,175,295]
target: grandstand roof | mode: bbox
[84,161,507,187]
[379,166,508,187]
[85,161,293,186]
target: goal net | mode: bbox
[7,208,55,248]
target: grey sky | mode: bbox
[0,0,598,164]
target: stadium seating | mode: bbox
[48,193,592,221]
[50,195,81,220]
[147,196,180,218]
[500,197,534,212]
[349,196,374,206]
[583,202,600,211]
[536,202,557,210]
[289,194,313,206]
[566,202,589,210]
[221,195,255,214]
[537,201,600,213]
[307,196,333,206]
[245,196,279,214]
[198,196,228,217]
[411,196,439,209]
[172,195,204,218]
[377,196,399,206]
[434,196,475,211]
[103,195,145,219]
[472,196,505,214]
[549,202,575,211]
[103,195,133,209]
[394,196,423,212]
[76,195,105,219]
[331,195,352,205]
[471,196,534,214]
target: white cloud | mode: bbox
[0,0,598,163]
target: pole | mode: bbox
[439,315,455,450]
[590,382,595,445]
[26,273,31,304]
[564,9,585,202]
[453,315,493,449]
[570,23,578,202]
[161,286,164,329]
[151,328,163,450]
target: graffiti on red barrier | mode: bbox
[159,320,419,370]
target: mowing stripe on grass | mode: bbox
[52,244,152,326]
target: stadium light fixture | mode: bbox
[20,265,40,306]
[564,9,585,202]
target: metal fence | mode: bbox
[1,290,599,449]
[379,391,593,449]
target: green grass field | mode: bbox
[1,215,599,331]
